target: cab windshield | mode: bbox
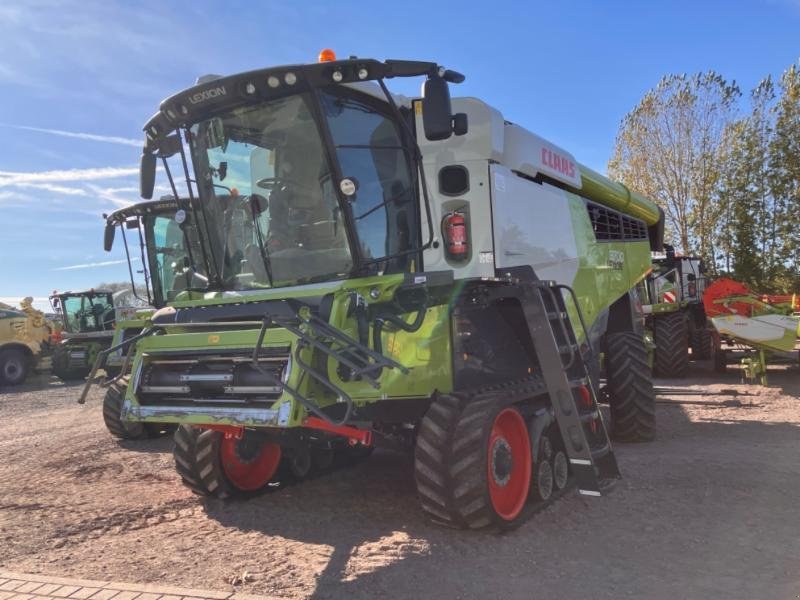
[190,93,350,290]
[188,89,416,290]
[142,210,208,303]
[59,293,115,334]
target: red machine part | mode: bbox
[702,278,753,317]
[304,416,373,446]
[442,212,468,258]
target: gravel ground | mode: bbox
[1,363,799,599]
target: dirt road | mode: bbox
[1,365,799,599]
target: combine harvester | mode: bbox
[703,278,799,385]
[99,50,667,527]
[0,298,52,385]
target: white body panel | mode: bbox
[490,164,578,286]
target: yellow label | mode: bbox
[208,334,220,344]
[414,101,422,115]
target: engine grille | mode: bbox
[137,348,289,409]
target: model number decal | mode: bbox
[608,250,625,270]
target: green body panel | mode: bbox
[124,274,454,428]
[566,194,651,340]
[106,316,152,368]
[579,166,661,226]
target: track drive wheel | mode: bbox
[653,311,689,377]
[173,425,281,498]
[0,348,29,386]
[51,345,90,381]
[605,332,656,442]
[414,394,532,528]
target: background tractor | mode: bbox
[641,245,713,377]
[0,297,52,386]
[50,289,117,380]
[111,52,664,527]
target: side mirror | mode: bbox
[103,223,116,252]
[422,75,453,141]
[140,153,157,199]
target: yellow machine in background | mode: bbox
[0,297,52,386]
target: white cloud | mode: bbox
[53,257,138,271]
[11,182,89,195]
[2,124,140,147]
[0,166,138,186]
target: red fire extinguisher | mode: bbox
[443,211,468,259]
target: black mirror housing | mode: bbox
[422,76,453,141]
[103,222,116,252]
[140,153,157,199]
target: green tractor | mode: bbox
[109,53,664,527]
[641,245,713,377]
[85,196,202,439]
[50,289,117,380]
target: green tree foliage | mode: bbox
[609,62,800,293]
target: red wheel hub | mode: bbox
[487,407,532,521]
[219,434,281,491]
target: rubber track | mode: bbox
[173,425,231,499]
[653,311,689,377]
[102,380,147,440]
[605,332,656,442]
[414,376,547,529]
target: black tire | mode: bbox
[714,347,728,373]
[52,345,90,381]
[102,380,149,440]
[414,394,531,529]
[605,332,656,442]
[173,425,281,499]
[652,311,689,377]
[690,327,714,360]
[0,348,29,386]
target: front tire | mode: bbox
[605,332,656,442]
[690,326,714,360]
[0,348,29,386]
[653,312,689,377]
[173,425,281,499]
[102,380,148,440]
[414,394,532,529]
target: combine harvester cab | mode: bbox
[118,52,665,527]
[642,246,713,377]
[703,278,799,385]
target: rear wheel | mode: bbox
[173,425,281,498]
[0,348,29,386]
[414,394,532,528]
[653,312,689,377]
[605,332,656,442]
[690,326,714,360]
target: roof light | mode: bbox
[332,70,343,83]
[284,72,297,85]
[318,48,336,63]
[357,67,368,80]
[267,75,280,88]
[244,82,256,95]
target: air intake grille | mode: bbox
[587,202,648,241]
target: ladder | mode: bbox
[520,280,620,496]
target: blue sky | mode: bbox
[1,0,798,310]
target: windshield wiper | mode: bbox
[249,195,274,287]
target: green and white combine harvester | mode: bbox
[703,278,799,385]
[85,197,199,439]
[641,246,714,377]
[91,51,666,527]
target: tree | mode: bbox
[768,62,800,291]
[608,72,741,271]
